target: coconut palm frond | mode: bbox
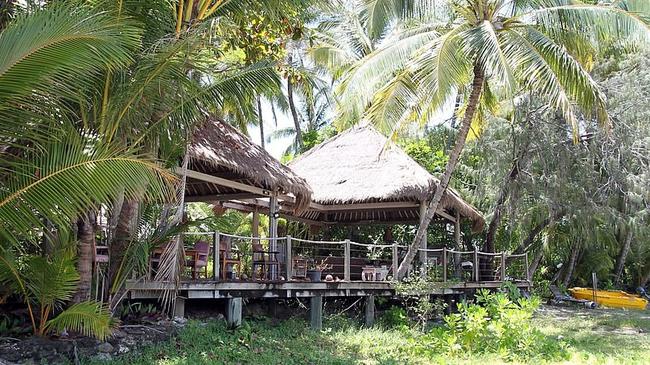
[0,131,177,244]
[45,301,116,340]
[520,1,650,46]
[338,26,440,122]
[0,3,141,145]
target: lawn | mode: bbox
[92,305,650,365]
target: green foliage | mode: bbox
[0,234,115,339]
[425,290,567,361]
[379,305,410,330]
[45,301,116,341]
[90,306,650,365]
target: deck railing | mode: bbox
[171,232,530,284]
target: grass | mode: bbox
[92,305,650,365]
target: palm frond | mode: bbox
[0,3,141,144]
[339,26,440,122]
[45,301,116,340]
[0,130,177,244]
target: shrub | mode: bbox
[379,306,410,330]
[424,289,568,361]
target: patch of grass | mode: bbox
[93,306,650,365]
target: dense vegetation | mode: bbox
[89,303,650,364]
[0,0,649,363]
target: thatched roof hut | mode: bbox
[288,125,484,231]
[183,117,312,212]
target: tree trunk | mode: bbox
[484,152,529,253]
[257,96,265,149]
[640,266,650,288]
[108,199,138,293]
[562,243,580,287]
[528,247,544,279]
[287,77,303,149]
[513,211,563,255]
[614,228,633,286]
[397,65,484,279]
[73,211,95,303]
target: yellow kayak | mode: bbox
[569,287,648,310]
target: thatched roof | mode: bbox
[289,125,484,230]
[186,117,312,212]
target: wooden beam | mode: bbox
[185,192,264,202]
[176,167,273,197]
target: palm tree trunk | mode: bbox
[528,246,544,279]
[614,228,633,286]
[397,65,484,279]
[562,243,580,287]
[73,211,95,303]
[513,210,564,255]
[108,199,138,293]
[287,77,303,149]
[257,96,265,149]
[639,266,650,288]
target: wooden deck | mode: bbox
[127,279,532,300]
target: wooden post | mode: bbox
[310,295,323,330]
[419,202,427,274]
[365,295,375,327]
[454,211,461,248]
[442,247,447,282]
[500,252,506,282]
[473,247,479,282]
[286,235,293,281]
[252,208,260,238]
[174,296,186,319]
[392,243,398,280]
[269,194,278,279]
[214,231,220,281]
[344,239,351,281]
[226,297,242,328]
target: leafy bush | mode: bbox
[424,289,568,361]
[379,306,409,330]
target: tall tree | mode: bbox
[339,0,649,279]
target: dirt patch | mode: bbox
[0,320,181,364]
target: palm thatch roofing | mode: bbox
[288,125,484,231]
[184,117,312,212]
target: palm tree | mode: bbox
[339,0,650,279]
[0,3,177,337]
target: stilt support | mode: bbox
[365,295,375,327]
[174,296,186,318]
[226,297,243,328]
[310,295,323,330]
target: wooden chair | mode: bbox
[252,240,280,280]
[220,238,241,280]
[187,241,211,279]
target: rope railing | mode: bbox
[161,231,531,285]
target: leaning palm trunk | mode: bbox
[396,66,484,279]
[527,246,545,279]
[287,77,303,149]
[562,243,580,287]
[73,211,95,303]
[614,228,633,286]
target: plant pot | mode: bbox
[306,270,322,282]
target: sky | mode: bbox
[247,99,295,160]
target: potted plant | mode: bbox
[306,257,332,282]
